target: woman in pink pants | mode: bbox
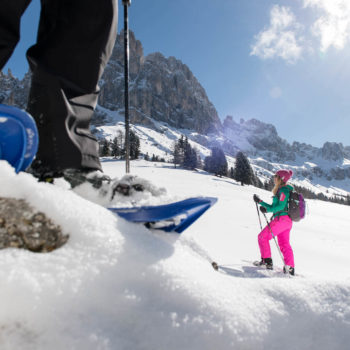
[253,169,295,275]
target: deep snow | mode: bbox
[0,159,350,350]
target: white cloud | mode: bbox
[250,5,304,64]
[251,1,350,63]
[304,0,350,52]
[269,87,282,99]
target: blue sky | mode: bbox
[3,0,350,147]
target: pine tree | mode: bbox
[115,130,125,158]
[129,130,140,160]
[171,136,204,170]
[173,141,181,168]
[253,176,264,189]
[151,154,160,162]
[233,151,254,185]
[178,135,185,165]
[178,135,185,151]
[204,147,227,177]
[189,147,199,169]
[195,148,203,169]
[173,135,199,169]
[213,147,228,177]
[229,167,234,179]
[100,139,110,157]
[111,137,120,158]
[204,155,212,173]
[183,138,198,169]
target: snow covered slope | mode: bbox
[93,110,350,199]
[1,160,350,350]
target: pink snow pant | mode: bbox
[258,215,294,267]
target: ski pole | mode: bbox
[123,0,131,173]
[262,212,286,269]
[255,202,263,231]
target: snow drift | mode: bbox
[0,160,350,350]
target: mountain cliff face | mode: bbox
[0,31,222,135]
[97,30,222,134]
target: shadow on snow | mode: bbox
[217,263,288,279]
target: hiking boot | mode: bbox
[253,258,273,270]
[28,162,166,205]
[63,170,149,204]
[283,265,295,276]
[28,164,117,204]
[27,160,63,183]
[28,162,113,189]
[62,168,112,189]
[66,171,167,205]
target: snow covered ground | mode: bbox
[94,117,350,199]
[1,159,350,350]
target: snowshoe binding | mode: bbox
[28,161,166,206]
[253,258,273,270]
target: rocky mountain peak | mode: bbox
[223,116,277,137]
[223,116,288,158]
[97,30,222,134]
[0,71,31,108]
[320,142,344,161]
[109,29,145,79]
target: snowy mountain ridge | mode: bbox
[1,31,349,196]
[92,106,350,198]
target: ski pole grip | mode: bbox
[253,194,262,203]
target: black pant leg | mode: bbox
[0,0,32,69]
[27,0,118,172]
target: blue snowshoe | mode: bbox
[0,104,38,173]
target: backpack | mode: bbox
[288,191,306,222]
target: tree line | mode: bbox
[172,136,260,185]
[99,130,140,159]
[171,135,350,207]
[173,135,202,170]
[98,131,350,207]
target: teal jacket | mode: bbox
[260,185,293,218]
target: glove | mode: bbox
[259,206,267,214]
[253,194,262,203]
